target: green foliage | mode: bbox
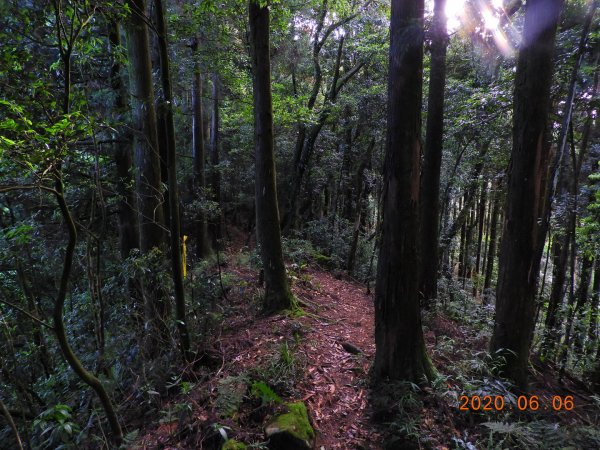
[372,381,423,447]
[216,374,250,418]
[250,380,282,406]
[222,439,248,450]
[250,339,304,397]
[32,404,81,449]
[160,401,193,424]
[281,237,320,266]
[481,420,600,449]
[3,223,34,244]
[577,162,600,258]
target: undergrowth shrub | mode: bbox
[480,420,600,449]
[371,381,424,449]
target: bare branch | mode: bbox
[0,298,55,331]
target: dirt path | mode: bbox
[137,246,382,448]
[293,268,381,448]
[219,261,382,448]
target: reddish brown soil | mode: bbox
[293,268,381,448]
[136,238,383,449]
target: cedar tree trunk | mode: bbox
[248,0,294,312]
[489,0,563,389]
[374,0,435,382]
[419,0,447,307]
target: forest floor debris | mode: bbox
[135,235,600,449]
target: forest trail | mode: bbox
[291,268,380,448]
[138,239,382,449]
[221,256,383,449]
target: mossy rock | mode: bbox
[265,401,315,450]
[222,440,247,450]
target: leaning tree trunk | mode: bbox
[374,0,435,383]
[248,0,294,312]
[419,0,447,307]
[53,178,124,444]
[542,233,571,357]
[283,9,364,232]
[43,14,123,436]
[489,0,563,389]
[0,397,23,450]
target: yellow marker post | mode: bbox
[182,235,188,279]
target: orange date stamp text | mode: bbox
[459,395,574,411]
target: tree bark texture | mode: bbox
[125,0,169,351]
[588,261,600,353]
[249,0,294,312]
[154,0,192,360]
[490,0,563,389]
[374,0,434,382]
[419,0,447,307]
[125,0,165,251]
[109,21,140,258]
[483,180,501,297]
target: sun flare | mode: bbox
[445,0,467,32]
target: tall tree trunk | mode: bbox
[462,209,475,289]
[125,0,168,350]
[480,181,494,291]
[593,344,600,394]
[458,208,467,278]
[489,0,563,389]
[126,0,165,249]
[248,0,294,312]
[210,72,223,245]
[542,234,571,357]
[483,180,501,298]
[190,39,213,258]
[347,138,373,274]
[572,256,594,357]
[439,141,489,259]
[474,183,487,278]
[109,21,140,258]
[419,0,447,307]
[374,0,434,382]
[154,0,192,360]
